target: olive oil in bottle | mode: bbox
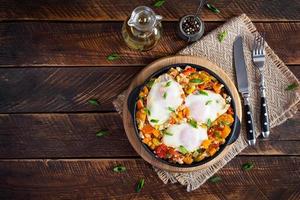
[122,6,162,51]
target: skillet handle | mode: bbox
[127,86,142,118]
[227,117,241,145]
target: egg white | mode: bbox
[185,90,229,124]
[147,74,184,126]
[162,123,208,152]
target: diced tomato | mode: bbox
[182,67,196,76]
[155,144,168,158]
[227,106,234,115]
[168,148,180,157]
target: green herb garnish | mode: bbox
[113,165,126,172]
[168,107,175,112]
[188,119,198,128]
[96,130,109,137]
[144,108,151,115]
[106,53,120,61]
[242,162,254,171]
[153,0,165,7]
[190,78,203,84]
[205,100,213,105]
[147,79,155,88]
[178,145,189,154]
[218,31,228,42]
[165,81,172,87]
[163,92,167,99]
[285,83,299,91]
[209,176,222,183]
[206,118,212,127]
[214,131,222,139]
[198,90,208,96]
[220,121,230,126]
[206,4,220,13]
[150,119,159,123]
[163,131,173,136]
[88,99,100,106]
[136,178,145,192]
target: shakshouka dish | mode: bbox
[135,66,235,165]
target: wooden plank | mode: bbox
[0,0,299,21]
[0,22,299,67]
[0,157,299,199]
[0,66,298,113]
[0,67,140,113]
[0,113,299,159]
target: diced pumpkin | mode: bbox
[194,154,206,162]
[142,86,149,95]
[136,110,146,122]
[152,129,161,138]
[201,139,211,149]
[217,114,234,125]
[182,107,190,117]
[177,111,183,120]
[185,85,196,94]
[169,117,176,124]
[221,125,231,138]
[208,147,217,156]
[213,82,223,94]
[141,124,155,134]
[152,138,161,146]
[183,156,193,164]
[142,137,151,144]
[137,99,144,109]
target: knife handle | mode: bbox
[243,98,256,146]
[259,78,270,138]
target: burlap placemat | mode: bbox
[113,14,300,192]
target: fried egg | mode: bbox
[162,123,208,152]
[185,90,230,124]
[147,74,184,126]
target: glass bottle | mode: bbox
[122,6,163,51]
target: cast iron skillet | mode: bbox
[127,63,241,168]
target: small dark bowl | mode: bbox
[127,63,240,168]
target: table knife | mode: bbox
[233,36,256,146]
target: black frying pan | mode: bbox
[127,63,240,168]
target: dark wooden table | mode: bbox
[0,1,299,199]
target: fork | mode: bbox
[252,34,270,138]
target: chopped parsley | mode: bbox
[165,81,172,87]
[188,119,198,128]
[285,83,298,91]
[168,107,175,112]
[144,107,151,115]
[178,145,189,154]
[113,165,126,172]
[163,92,167,99]
[205,100,213,105]
[198,90,208,96]
[190,78,203,84]
[150,119,159,123]
[206,118,212,127]
[242,162,254,171]
[163,131,173,136]
[218,31,228,42]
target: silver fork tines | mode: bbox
[252,34,265,68]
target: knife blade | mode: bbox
[233,36,256,146]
